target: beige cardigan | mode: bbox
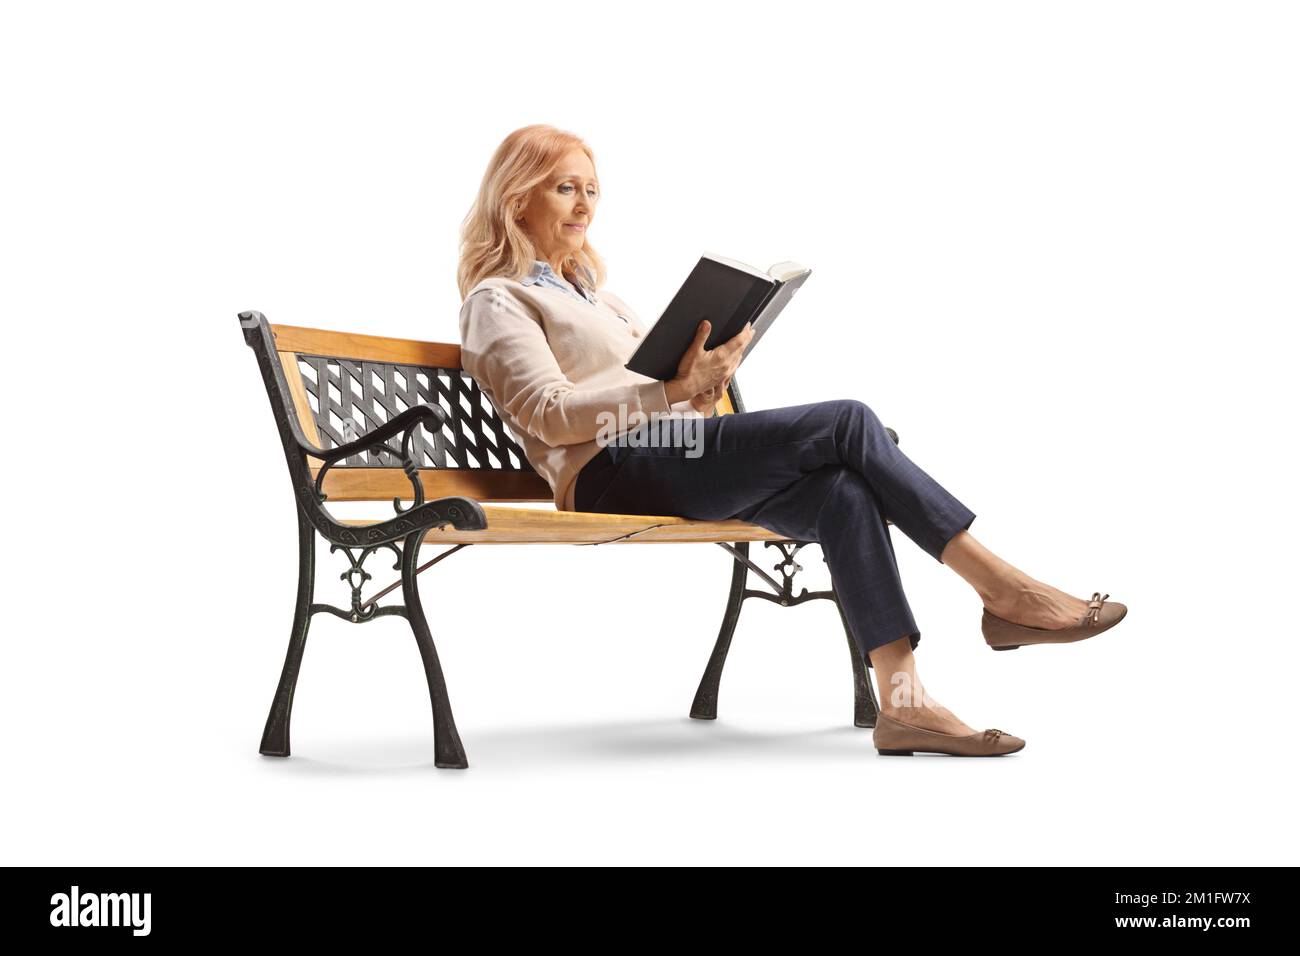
[458,273,704,512]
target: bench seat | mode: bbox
[338,506,786,545]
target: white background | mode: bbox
[3,0,1296,865]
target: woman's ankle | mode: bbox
[982,570,1035,613]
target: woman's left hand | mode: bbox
[689,376,730,415]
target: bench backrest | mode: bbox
[241,312,741,504]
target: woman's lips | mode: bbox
[564,223,586,232]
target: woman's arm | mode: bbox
[459,288,673,447]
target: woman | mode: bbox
[457,124,1127,758]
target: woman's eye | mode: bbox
[559,185,598,197]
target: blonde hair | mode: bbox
[457,124,608,301]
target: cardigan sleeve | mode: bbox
[459,287,673,448]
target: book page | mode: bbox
[767,261,809,282]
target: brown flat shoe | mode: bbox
[873,712,1025,757]
[983,592,1128,651]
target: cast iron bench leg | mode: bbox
[690,541,750,720]
[834,595,880,728]
[260,505,316,757]
[690,541,881,728]
[401,530,469,769]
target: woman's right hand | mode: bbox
[666,319,754,406]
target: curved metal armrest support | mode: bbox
[305,403,445,515]
[300,403,446,468]
[300,403,488,546]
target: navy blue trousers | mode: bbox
[572,399,977,661]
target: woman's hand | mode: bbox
[666,320,753,408]
[688,375,731,415]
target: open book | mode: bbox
[624,252,811,381]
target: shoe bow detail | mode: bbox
[1087,592,1110,625]
[984,729,1006,741]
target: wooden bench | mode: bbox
[238,309,901,768]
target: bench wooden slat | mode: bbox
[337,505,785,544]
[271,324,463,368]
[315,466,552,502]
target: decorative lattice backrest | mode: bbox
[295,356,522,470]
[267,323,737,504]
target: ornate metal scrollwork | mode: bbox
[312,541,405,623]
[715,539,836,608]
[311,426,425,518]
[390,425,425,515]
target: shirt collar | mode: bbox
[520,260,553,287]
[522,260,595,300]
[522,259,565,286]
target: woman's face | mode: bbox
[516,145,599,270]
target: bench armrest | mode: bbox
[238,310,486,545]
[303,402,488,544]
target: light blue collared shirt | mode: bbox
[520,260,597,305]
